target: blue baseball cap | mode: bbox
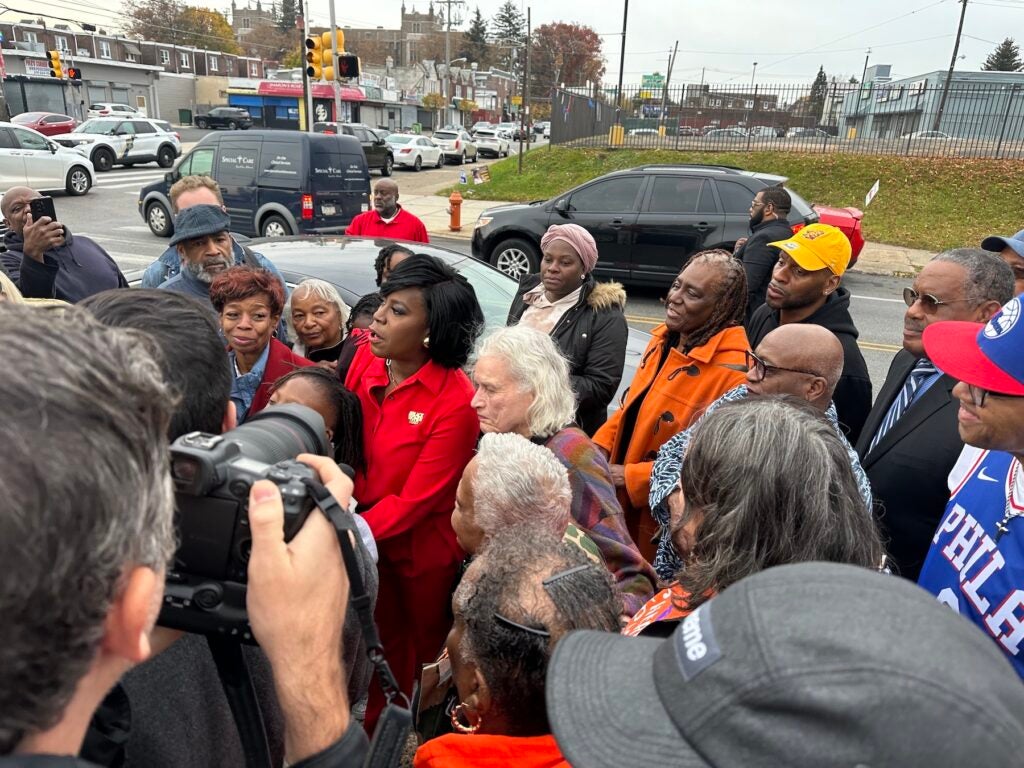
[923,296,1024,395]
[982,229,1024,259]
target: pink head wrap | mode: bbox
[540,223,599,274]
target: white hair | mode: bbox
[285,278,351,355]
[474,325,576,438]
[471,432,571,537]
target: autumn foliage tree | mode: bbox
[530,22,604,89]
[123,0,240,54]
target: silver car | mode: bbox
[0,122,95,195]
[431,129,478,165]
[473,128,510,158]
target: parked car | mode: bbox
[11,112,79,137]
[194,107,253,131]
[471,164,832,285]
[137,130,371,239]
[470,121,493,135]
[902,130,953,140]
[0,122,95,196]
[787,127,830,138]
[50,118,181,172]
[628,128,660,137]
[313,122,393,176]
[704,128,748,139]
[497,121,532,141]
[676,126,701,136]
[385,133,443,171]
[748,125,782,138]
[87,103,142,119]
[126,235,649,412]
[473,128,511,158]
[543,124,551,138]
[805,204,865,262]
[431,129,478,164]
[533,121,549,135]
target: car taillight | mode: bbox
[455,140,461,149]
[324,129,336,134]
[174,132,181,140]
[301,194,314,220]
[399,148,412,154]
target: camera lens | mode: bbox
[224,403,328,464]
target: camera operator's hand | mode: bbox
[23,212,65,263]
[247,453,354,764]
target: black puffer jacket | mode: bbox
[508,274,628,436]
[735,217,793,322]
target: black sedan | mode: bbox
[127,236,649,409]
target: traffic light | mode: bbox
[66,67,82,81]
[304,29,347,80]
[336,54,360,80]
[47,50,63,79]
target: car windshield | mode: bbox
[476,130,496,138]
[74,119,119,134]
[433,131,458,140]
[386,135,413,144]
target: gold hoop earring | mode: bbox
[450,702,482,734]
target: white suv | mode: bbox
[473,128,510,158]
[50,118,181,172]
[87,103,143,119]
[0,122,95,195]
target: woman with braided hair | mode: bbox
[592,250,750,559]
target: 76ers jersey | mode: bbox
[918,445,1024,678]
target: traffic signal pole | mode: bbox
[302,0,313,130]
[327,0,342,123]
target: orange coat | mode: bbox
[593,323,749,549]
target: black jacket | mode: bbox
[855,350,964,581]
[508,274,628,436]
[735,217,793,322]
[746,286,872,444]
[0,229,127,303]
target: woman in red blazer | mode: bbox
[345,254,484,731]
[209,266,314,423]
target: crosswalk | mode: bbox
[93,168,169,194]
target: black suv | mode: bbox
[194,107,253,130]
[471,164,819,286]
[313,122,393,176]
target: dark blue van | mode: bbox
[137,129,371,238]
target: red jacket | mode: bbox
[344,206,430,243]
[414,733,569,768]
[249,338,315,416]
[344,334,478,575]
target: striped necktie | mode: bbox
[868,358,937,454]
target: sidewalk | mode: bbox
[403,194,934,275]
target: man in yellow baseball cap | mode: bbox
[746,222,871,444]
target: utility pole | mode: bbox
[933,0,968,131]
[327,0,342,123]
[860,48,871,86]
[659,41,677,133]
[437,0,465,127]
[614,0,629,122]
[518,6,530,174]
[302,0,313,131]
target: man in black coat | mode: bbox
[856,249,1014,580]
[0,186,126,302]
[735,185,794,321]
[745,223,872,445]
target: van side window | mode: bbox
[218,142,260,186]
[181,147,215,176]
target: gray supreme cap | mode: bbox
[547,562,1024,768]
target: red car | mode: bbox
[11,112,79,136]
[793,204,865,266]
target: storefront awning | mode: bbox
[123,43,142,56]
[256,80,364,101]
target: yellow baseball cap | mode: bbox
[769,223,852,276]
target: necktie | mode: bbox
[867,358,937,454]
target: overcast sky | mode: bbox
[10,0,1024,84]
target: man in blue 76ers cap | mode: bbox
[917,295,1024,678]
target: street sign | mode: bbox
[865,179,880,207]
[641,73,665,89]
[511,95,522,106]
[26,58,51,77]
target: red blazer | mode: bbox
[344,333,479,575]
[249,338,315,416]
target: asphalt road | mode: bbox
[49,163,906,399]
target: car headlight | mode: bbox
[475,215,493,228]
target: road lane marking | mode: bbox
[851,293,903,304]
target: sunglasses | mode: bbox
[902,287,974,312]
[744,350,822,383]
[967,383,1024,408]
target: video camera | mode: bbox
[159,403,330,641]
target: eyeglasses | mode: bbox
[902,287,974,312]
[744,350,823,382]
[967,383,1024,408]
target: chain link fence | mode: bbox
[549,80,1024,159]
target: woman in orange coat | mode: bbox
[593,250,750,557]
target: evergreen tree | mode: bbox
[982,38,1024,72]
[277,0,297,33]
[459,6,491,68]
[808,66,829,117]
[491,0,524,71]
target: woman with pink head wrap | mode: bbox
[506,222,628,435]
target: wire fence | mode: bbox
[548,80,1024,159]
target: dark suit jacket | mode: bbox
[856,349,964,581]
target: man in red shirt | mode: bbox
[345,179,429,243]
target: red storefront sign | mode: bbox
[255,81,365,101]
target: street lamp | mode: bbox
[751,61,758,88]
[442,57,468,126]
